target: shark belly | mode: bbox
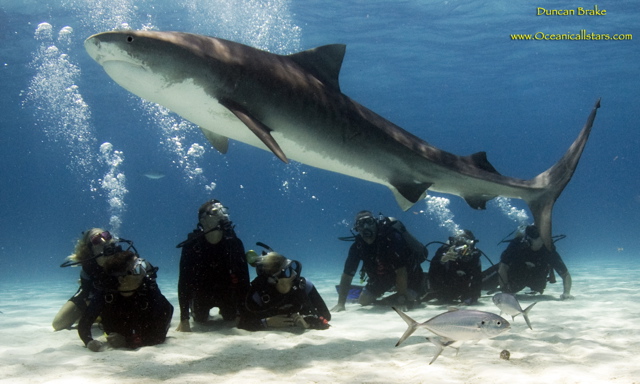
[104,59,390,187]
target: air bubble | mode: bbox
[423,195,460,235]
[491,197,530,225]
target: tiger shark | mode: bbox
[84,30,600,250]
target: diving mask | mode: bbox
[127,258,149,276]
[90,231,112,245]
[278,259,302,279]
[200,202,229,231]
[109,257,150,277]
[257,258,302,281]
[354,216,377,239]
[200,202,228,221]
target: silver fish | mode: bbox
[393,307,510,364]
[492,292,537,330]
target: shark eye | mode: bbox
[126,35,134,43]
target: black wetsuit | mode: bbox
[238,276,331,331]
[343,229,424,297]
[78,278,173,348]
[428,244,482,303]
[177,229,249,322]
[68,258,113,311]
[499,239,569,294]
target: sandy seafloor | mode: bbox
[1,260,639,384]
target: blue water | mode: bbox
[1,0,639,285]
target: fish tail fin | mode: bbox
[392,306,419,347]
[526,99,600,251]
[522,301,538,330]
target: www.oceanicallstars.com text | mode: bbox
[510,5,632,41]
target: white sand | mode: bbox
[1,262,639,384]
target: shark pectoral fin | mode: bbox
[390,180,431,211]
[199,127,229,154]
[220,99,289,163]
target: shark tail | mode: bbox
[392,306,419,347]
[525,99,601,250]
[522,301,538,330]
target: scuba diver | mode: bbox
[239,252,331,331]
[483,225,573,300]
[425,229,483,305]
[332,211,426,312]
[175,199,250,332]
[53,228,138,331]
[78,250,173,351]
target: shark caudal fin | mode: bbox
[393,306,420,347]
[525,99,601,250]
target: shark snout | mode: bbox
[84,35,103,63]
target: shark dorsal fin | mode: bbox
[288,44,346,91]
[465,152,500,175]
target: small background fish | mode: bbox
[492,292,537,330]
